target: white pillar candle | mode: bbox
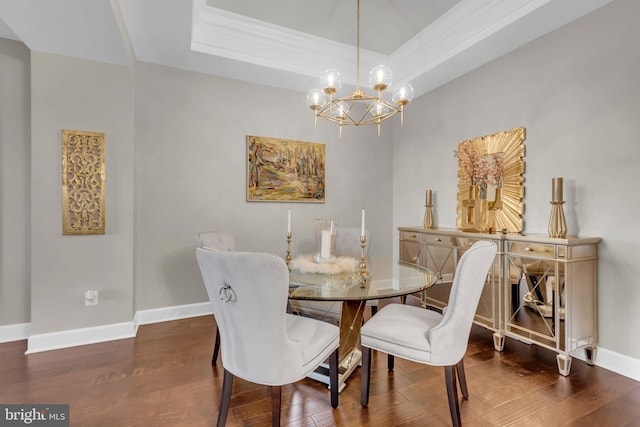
[320,230,332,259]
[287,209,291,233]
[361,208,366,238]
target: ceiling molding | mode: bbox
[190,0,613,98]
[190,0,387,86]
[0,0,615,98]
[391,0,551,81]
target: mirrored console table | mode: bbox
[399,227,600,376]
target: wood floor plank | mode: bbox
[1,315,638,426]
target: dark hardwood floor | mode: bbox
[2,314,640,426]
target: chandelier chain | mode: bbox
[356,0,360,92]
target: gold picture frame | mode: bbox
[247,135,325,202]
[456,127,525,233]
[62,129,106,235]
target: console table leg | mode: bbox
[493,332,505,352]
[557,354,572,376]
[584,346,597,366]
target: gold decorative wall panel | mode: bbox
[62,129,105,235]
[455,127,525,233]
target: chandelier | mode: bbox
[306,0,414,137]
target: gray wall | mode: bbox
[1,42,394,334]
[0,39,30,326]
[393,0,640,359]
[29,52,135,334]
[134,62,394,310]
[1,0,639,365]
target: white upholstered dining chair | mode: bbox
[196,248,340,426]
[197,231,236,252]
[360,240,497,427]
[196,231,237,364]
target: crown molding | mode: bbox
[390,0,553,83]
[190,0,613,98]
[191,0,557,87]
[191,0,391,87]
[392,0,613,94]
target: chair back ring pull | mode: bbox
[219,282,236,303]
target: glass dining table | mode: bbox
[288,257,436,391]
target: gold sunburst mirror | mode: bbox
[455,127,525,233]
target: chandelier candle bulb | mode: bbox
[287,209,291,233]
[552,177,563,202]
[361,208,366,238]
[369,65,392,92]
[322,69,341,95]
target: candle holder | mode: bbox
[285,232,292,270]
[423,203,434,229]
[356,235,369,285]
[548,177,567,238]
[313,218,338,263]
[548,201,567,238]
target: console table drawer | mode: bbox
[423,234,453,246]
[399,231,421,243]
[507,242,556,258]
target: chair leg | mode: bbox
[444,365,462,427]
[370,304,378,316]
[329,347,339,408]
[456,359,469,399]
[217,369,234,427]
[212,327,220,365]
[360,346,372,407]
[388,354,395,371]
[271,386,281,426]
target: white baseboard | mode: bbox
[133,302,213,332]
[0,322,30,343]
[22,302,214,354]
[591,347,640,382]
[26,322,135,354]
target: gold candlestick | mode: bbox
[285,232,292,270]
[423,203,433,229]
[357,235,369,285]
[548,201,567,238]
[548,177,567,238]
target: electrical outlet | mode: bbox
[85,290,99,306]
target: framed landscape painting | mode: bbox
[247,135,325,202]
